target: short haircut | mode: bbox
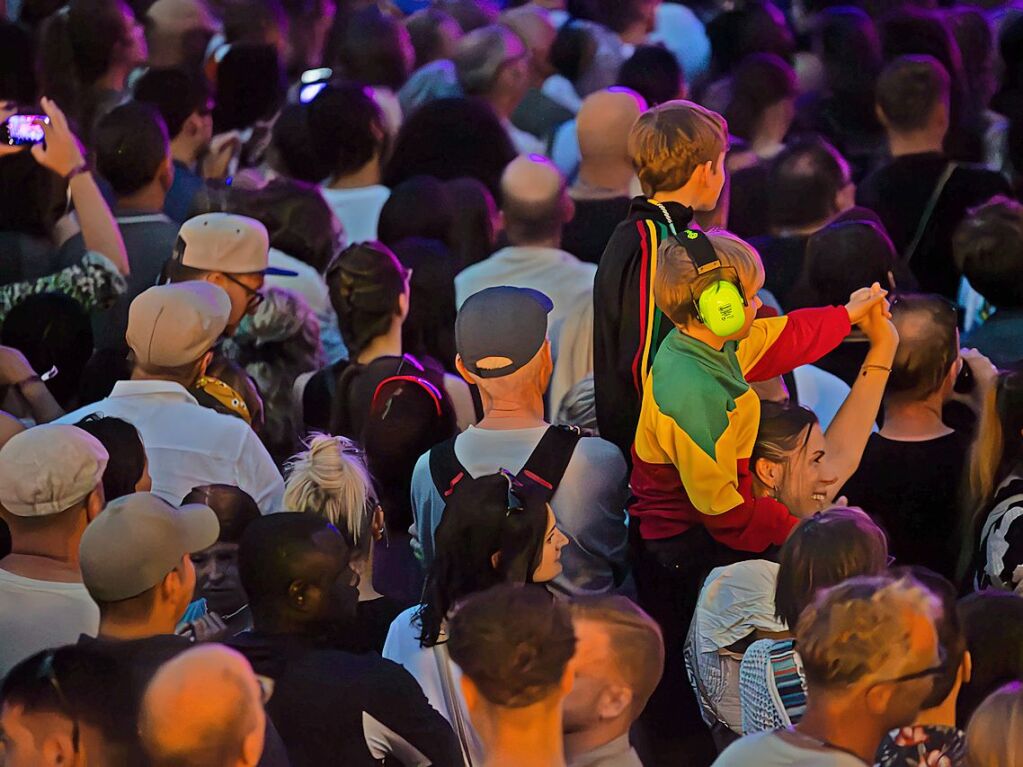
[570,596,664,714]
[94,102,170,197]
[447,583,577,707]
[94,584,160,623]
[654,229,762,327]
[406,8,459,67]
[307,82,386,179]
[182,484,261,545]
[887,294,959,401]
[774,508,889,630]
[617,44,683,108]
[966,682,1023,767]
[500,178,567,245]
[454,24,521,96]
[133,68,212,138]
[75,415,146,502]
[723,52,797,143]
[627,100,728,195]
[767,137,849,230]
[876,54,951,133]
[797,575,940,690]
[953,196,1023,310]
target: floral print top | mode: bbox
[0,252,125,321]
[876,725,967,767]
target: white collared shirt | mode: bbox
[58,380,284,513]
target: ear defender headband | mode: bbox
[649,200,748,337]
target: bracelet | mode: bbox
[64,161,90,181]
[860,364,892,377]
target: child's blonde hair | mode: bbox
[628,100,728,195]
[284,433,375,554]
[653,230,763,327]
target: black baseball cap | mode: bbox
[455,286,553,378]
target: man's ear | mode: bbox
[287,580,312,612]
[597,685,633,720]
[961,650,973,685]
[863,682,893,716]
[559,660,575,698]
[875,103,891,131]
[455,355,475,385]
[490,551,502,572]
[40,728,77,766]
[157,155,175,192]
[85,484,105,522]
[562,194,576,225]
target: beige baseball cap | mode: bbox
[126,282,231,368]
[0,424,109,517]
[173,213,294,276]
[80,492,220,602]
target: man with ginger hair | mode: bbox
[562,88,648,265]
[141,644,266,767]
[563,596,665,767]
[713,575,943,766]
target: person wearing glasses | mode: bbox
[713,574,944,767]
[164,212,296,335]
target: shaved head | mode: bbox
[577,88,647,163]
[141,645,265,767]
[500,154,572,245]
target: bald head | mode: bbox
[500,155,573,245]
[578,88,647,164]
[141,645,265,767]
[888,294,959,402]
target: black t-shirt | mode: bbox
[748,233,810,310]
[229,632,461,767]
[856,153,1010,299]
[561,196,632,265]
[840,430,971,580]
[337,596,405,655]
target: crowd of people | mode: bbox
[4,0,1023,765]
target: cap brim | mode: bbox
[178,503,222,552]
[263,267,299,277]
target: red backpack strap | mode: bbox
[428,436,469,499]
[516,425,583,505]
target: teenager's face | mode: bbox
[776,423,839,517]
[531,507,568,583]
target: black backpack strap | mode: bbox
[429,436,469,499]
[517,425,583,505]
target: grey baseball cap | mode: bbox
[455,286,553,378]
[79,492,220,602]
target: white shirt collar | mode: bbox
[108,380,199,404]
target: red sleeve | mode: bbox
[745,306,851,383]
[701,458,798,551]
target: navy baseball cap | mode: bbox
[456,287,553,378]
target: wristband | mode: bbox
[860,364,892,377]
[64,161,90,181]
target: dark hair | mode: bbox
[416,473,550,647]
[326,242,406,359]
[706,0,795,76]
[183,484,261,544]
[435,0,498,33]
[774,508,889,629]
[94,102,170,197]
[391,238,458,371]
[723,53,796,143]
[212,43,287,133]
[814,6,881,106]
[406,8,459,68]
[133,67,212,139]
[75,415,146,501]
[876,55,950,134]
[222,0,287,48]
[957,590,1023,724]
[377,176,454,249]
[445,177,497,272]
[308,81,387,181]
[617,45,683,108]
[270,102,325,184]
[447,583,576,707]
[953,197,1023,310]
[589,0,650,35]
[0,21,38,104]
[0,150,68,238]
[1,293,93,409]
[767,137,849,230]
[750,401,819,475]
[331,5,411,91]
[887,294,959,401]
[383,97,516,200]
[790,218,916,309]
[238,512,345,626]
[948,8,995,110]
[549,19,597,84]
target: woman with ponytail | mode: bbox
[963,366,1023,592]
[284,432,402,653]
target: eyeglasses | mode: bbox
[871,646,947,687]
[222,273,265,310]
[36,651,79,754]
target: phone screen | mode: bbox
[4,115,49,145]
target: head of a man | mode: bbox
[447,584,577,733]
[0,424,108,557]
[94,102,173,206]
[144,0,218,69]
[953,196,1023,312]
[165,213,295,332]
[126,281,231,387]
[184,485,261,618]
[455,286,554,412]
[797,575,942,736]
[562,596,664,749]
[500,155,574,247]
[140,645,265,767]
[79,492,219,638]
[500,6,557,83]
[576,88,647,181]
[767,137,854,233]
[238,512,360,638]
[453,24,530,116]
[307,82,389,185]
[876,54,951,141]
[886,294,960,407]
[134,67,215,162]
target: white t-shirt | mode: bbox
[320,185,391,245]
[712,729,867,767]
[0,569,100,678]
